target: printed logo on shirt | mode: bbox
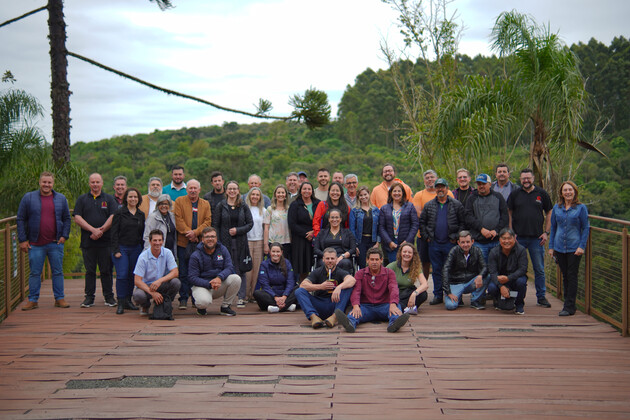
[101,201,108,209]
[192,207,198,212]
[536,196,542,204]
[217,254,223,261]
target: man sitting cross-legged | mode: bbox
[133,229,180,315]
[336,247,411,333]
[295,247,355,329]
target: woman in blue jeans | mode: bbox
[349,186,380,268]
[111,188,145,314]
[548,181,589,317]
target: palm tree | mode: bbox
[437,10,601,192]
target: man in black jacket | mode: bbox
[419,178,465,305]
[487,228,529,315]
[442,231,488,310]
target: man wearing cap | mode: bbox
[464,173,509,261]
[371,163,413,209]
[487,228,529,315]
[297,171,308,186]
[419,178,465,305]
[492,163,519,202]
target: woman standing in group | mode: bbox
[313,209,356,273]
[143,194,176,256]
[379,182,419,263]
[386,243,428,315]
[288,182,320,280]
[111,187,145,314]
[264,185,291,261]
[253,243,297,313]
[214,181,253,308]
[349,186,380,269]
[548,181,589,317]
[312,182,349,237]
[245,187,265,303]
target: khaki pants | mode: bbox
[191,274,241,309]
[245,240,264,301]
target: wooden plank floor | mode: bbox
[1,278,629,419]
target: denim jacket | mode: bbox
[17,189,71,243]
[349,207,380,243]
[549,203,589,253]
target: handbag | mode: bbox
[150,295,174,320]
[239,245,253,273]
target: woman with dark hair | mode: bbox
[386,243,428,315]
[264,185,291,261]
[143,194,176,255]
[253,243,297,312]
[379,182,419,263]
[548,181,589,317]
[312,182,350,237]
[214,180,253,308]
[313,209,356,273]
[288,182,320,280]
[111,187,145,314]
[349,186,380,269]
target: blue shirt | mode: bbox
[549,203,589,253]
[134,247,178,285]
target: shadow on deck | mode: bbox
[1,278,630,419]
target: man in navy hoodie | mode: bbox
[188,227,241,316]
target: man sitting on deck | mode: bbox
[487,228,529,315]
[335,247,411,333]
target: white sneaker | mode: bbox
[404,306,418,315]
[237,299,246,308]
[267,305,280,313]
[287,304,296,312]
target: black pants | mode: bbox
[399,287,428,308]
[556,252,582,314]
[82,247,113,299]
[254,289,297,311]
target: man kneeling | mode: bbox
[295,247,355,328]
[487,228,528,315]
[133,229,180,315]
[336,247,410,333]
[442,230,488,310]
[188,227,241,316]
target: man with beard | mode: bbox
[203,171,226,224]
[492,163,519,202]
[314,168,331,202]
[370,163,413,209]
[507,168,553,308]
[163,165,187,202]
[139,177,162,219]
[442,231,488,310]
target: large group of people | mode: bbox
[16,162,590,329]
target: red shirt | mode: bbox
[351,266,399,306]
[31,194,57,246]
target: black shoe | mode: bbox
[558,309,574,316]
[458,299,464,307]
[537,297,552,308]
[470,300,486,310]
[124,297,138,310]
[104,296,117,307]
[335,309,355,333]
[220,305,236,316]
[387,313,411,333]
[80,297,94,308]
[196,308,207,316]
[116,301,124,315]
[429,296,443,305]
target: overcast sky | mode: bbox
[2,0,628,143]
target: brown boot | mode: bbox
[22,301,38,311]
[54,299,70,308]
[310,314,325,329]
[324,313,337,328]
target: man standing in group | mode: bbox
[203,171,225,223]
[442,231,488,310]
[17,171,72,310]
[314,168,330,201]
[286,172,300,204]
[453,168,475,207]
[297,171,308,186]
[174,179,212,309]
[336,247,410,333]
[295,247,355,329]
[332,171,345,185]
[344,174,359,208]
[487,228,529,315]
[419,178,465,305]
[133,229,180,315]
[163,165,187,202]
[465,173,509,261]
[492,163,519,202]
[371,163,413,209]
[139,177,162,219]
[188,227,240,316]
[243,174,271,207]
[112,175,127,208]
[508,168,553,308]
[73,173,118,307]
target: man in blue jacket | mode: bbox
[17,172,71,310]
[188,227,241,316]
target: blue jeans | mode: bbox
[445,276,488,310]
[176,246,191,303]
[295,287,352,319]
[28,242,65,301]
[347,303,402,329]
[428,241,455,298]
[357,237,375,269]
[517,236,546,299]
[112,244,142,299]
[487,275,527,310]
[473,241,499,262]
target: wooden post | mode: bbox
[622,227,628,337]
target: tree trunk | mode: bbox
[530,115,551,191]
[48,0,71,164]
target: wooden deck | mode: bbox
[1,278,629,419]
